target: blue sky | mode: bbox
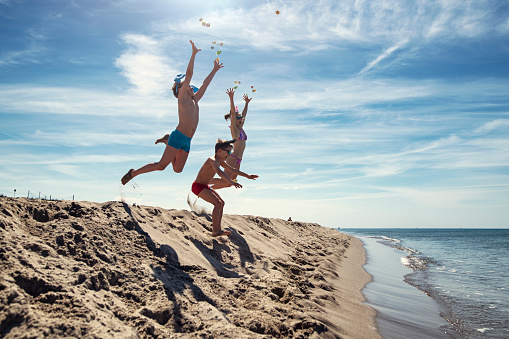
[1,0,508,228]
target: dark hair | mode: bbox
[172,82,180,98]
[224,108,237,120]
[215,138,236,153]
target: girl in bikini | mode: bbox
[224,88,251,182]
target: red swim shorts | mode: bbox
[192,181,210,196]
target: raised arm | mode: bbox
[226,88,237,131]
[194,59,224,102]
[241,94,252,121]
[179,40,200,99]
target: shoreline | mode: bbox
[343,228,509,338]
[0,197,380,338]
[332,236,381,338]
[351,234,450,338]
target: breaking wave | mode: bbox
[367,235,435,271]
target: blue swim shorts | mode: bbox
[167,129,191,152]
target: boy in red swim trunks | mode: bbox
[121,40,224,185]
[192,139,258,237]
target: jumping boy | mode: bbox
[192,139,258,237]
[122,40,223,185]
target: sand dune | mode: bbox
[0,197,379,338]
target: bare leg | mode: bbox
[155,134,169,145]
[121,145,178,185]
[225,155,240,180]
[198,188,230,236]
[209,177,232,190]
[172,149,190,173]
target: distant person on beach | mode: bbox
[121,40,223,185]
[191,139,258,236]
[213,88,251,188]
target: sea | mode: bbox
[340,229,509,339]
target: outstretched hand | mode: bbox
[247,174,258,180]
[226,88,235,98]
[213,59,224,72]
[243,94,252,103]
[190,40,201,54]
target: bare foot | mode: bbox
[211,230,231,237]
[121,169,134,185]
[155,134,169,145]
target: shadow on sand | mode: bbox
[120,202,216,329]
[187,211,257,278]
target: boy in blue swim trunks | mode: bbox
[122,40,223,185]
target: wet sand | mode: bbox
[359,236,450,338]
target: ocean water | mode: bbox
[341,229,509,338]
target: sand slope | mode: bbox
[0,197,379,338]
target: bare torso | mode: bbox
[232,140,246,157]
[194,157,221,185]
[176,95,199,138]
[230,126,246,157]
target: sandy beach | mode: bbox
[0,197,379,338]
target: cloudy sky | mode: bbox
[1,0,508,228]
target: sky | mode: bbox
[1,0,509,228]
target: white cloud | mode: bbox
[150,0,505,53]
[115,33,178,96]
[376,183,509,209]
[497,17,509,34]
[0,85,174,117]
[359,40,408,74]
[473,119,509,135]
[46,164,82,177]
[0,153,137,166]
[0,47,44,67]
[28,130,147,147]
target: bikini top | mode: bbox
[230,126,247,141]
[238,128,247,141]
